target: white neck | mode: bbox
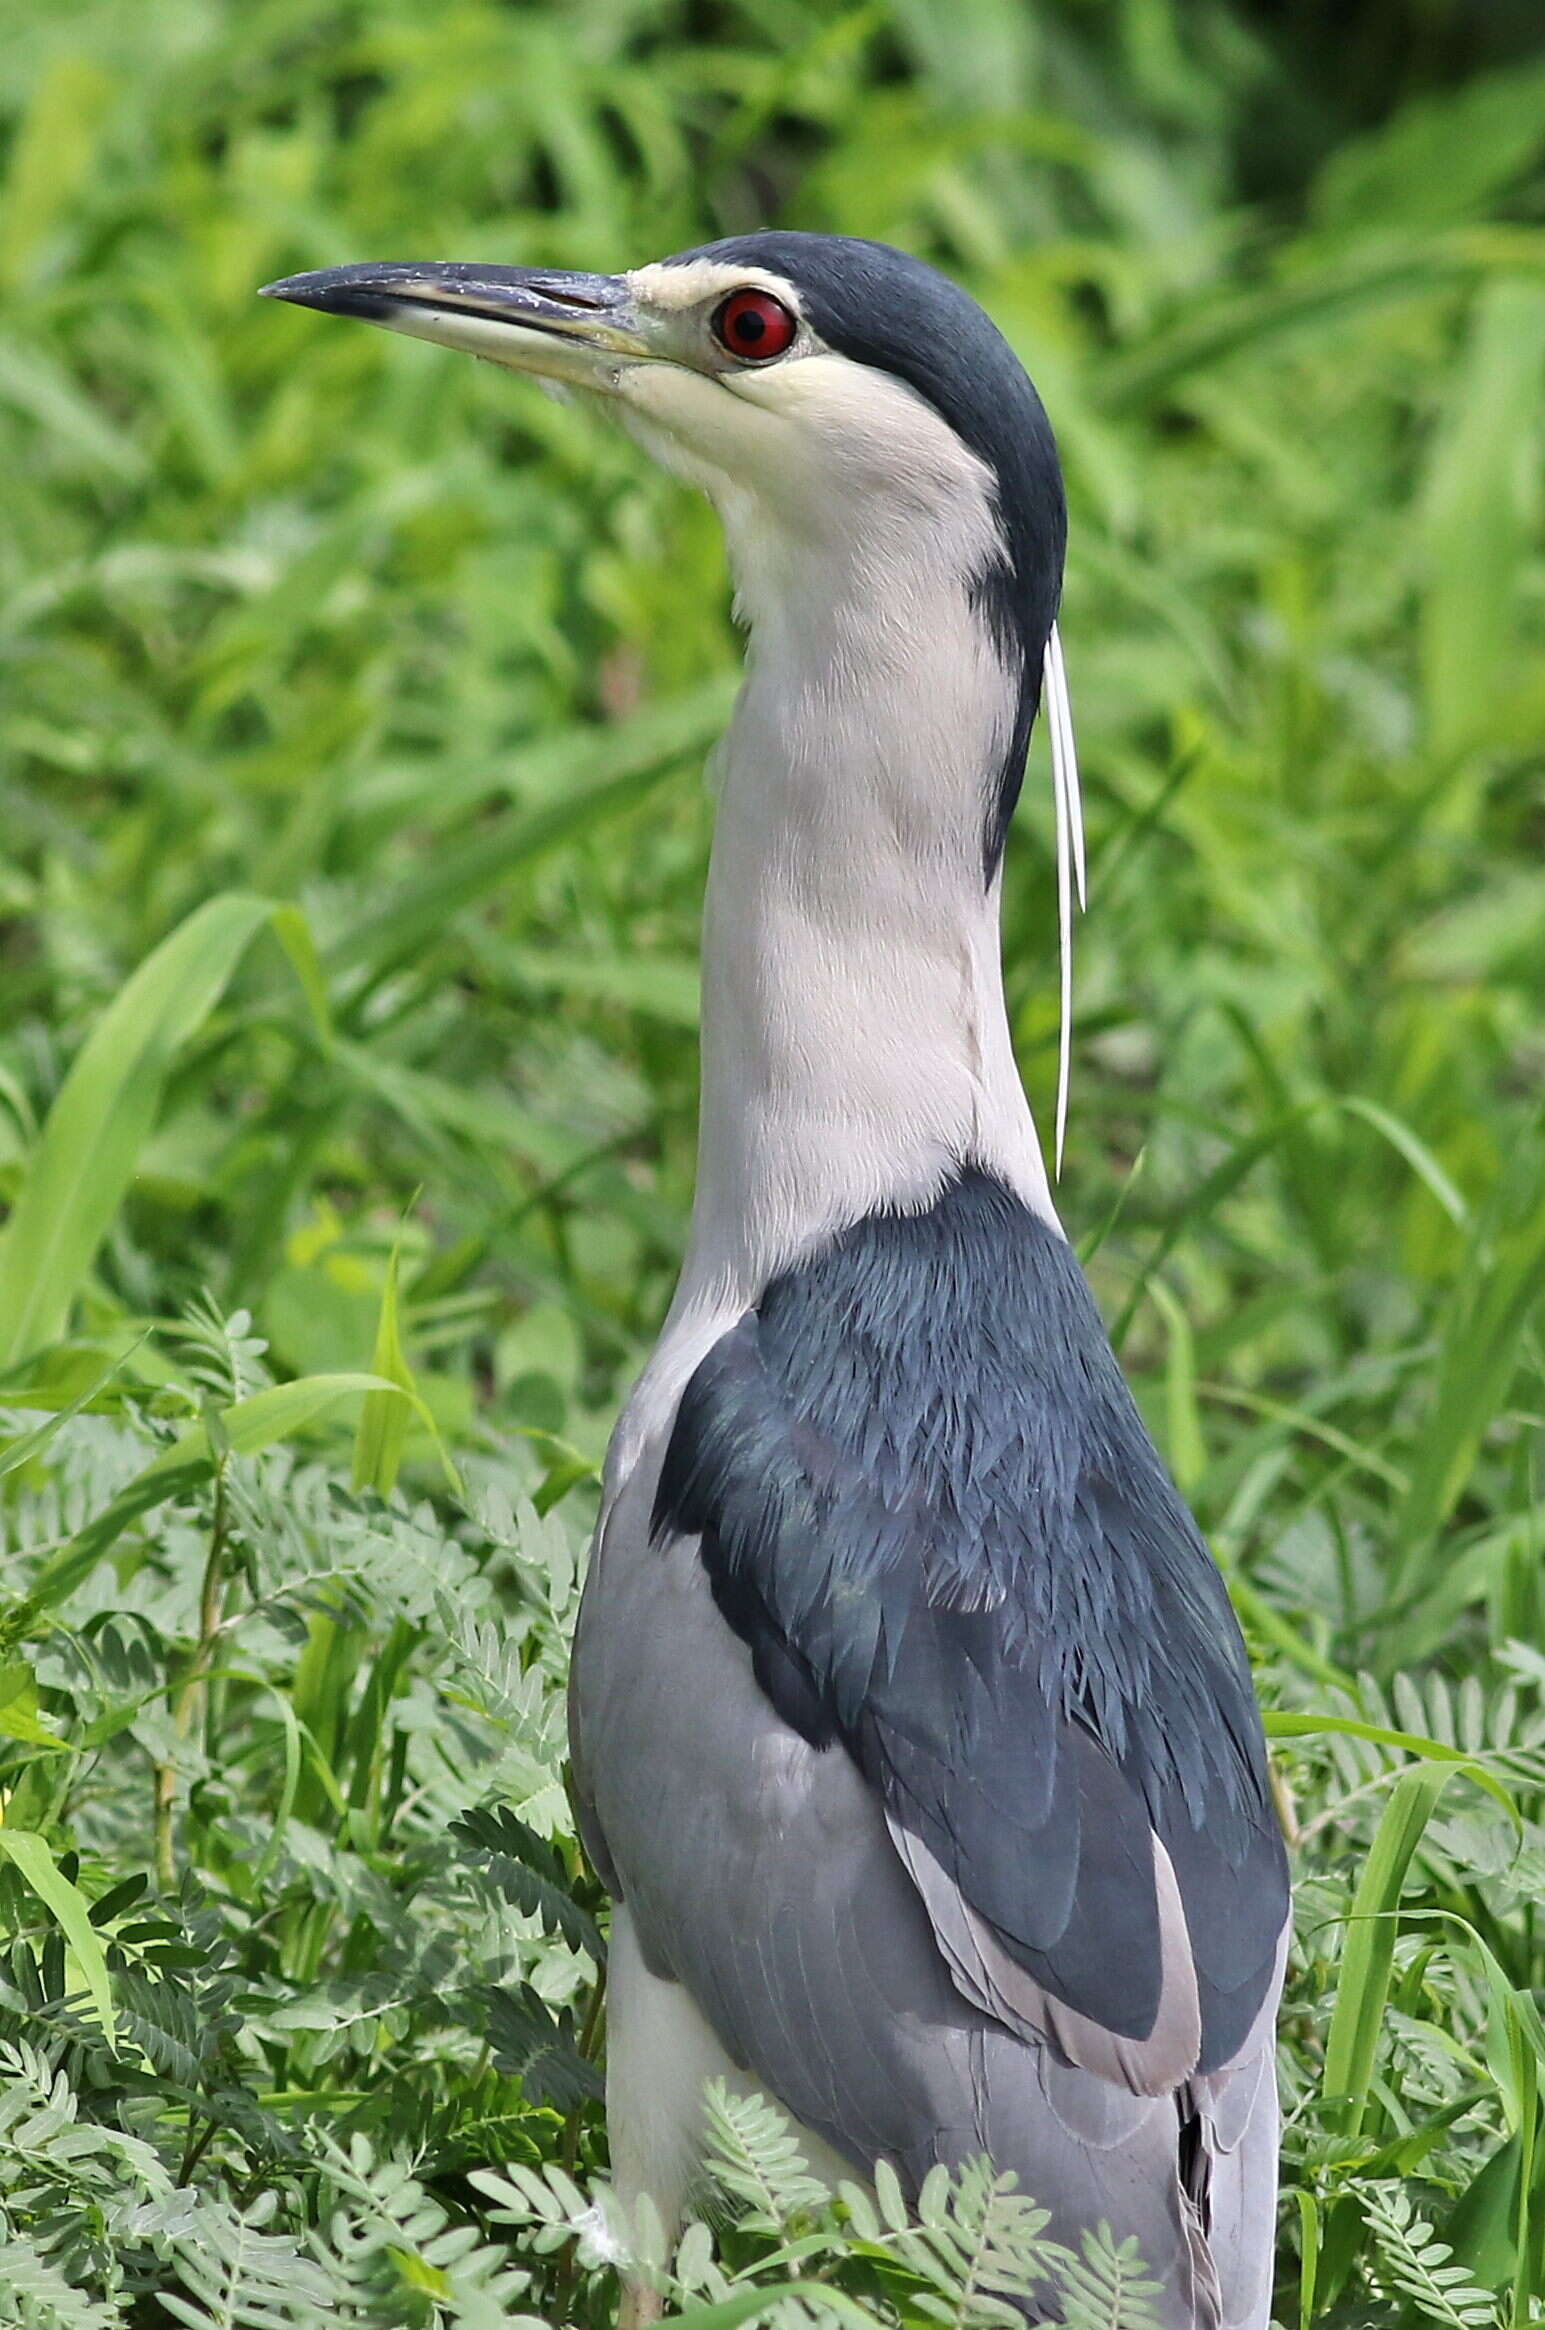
[605,366,1065,1483]
[671,513,1057,1330]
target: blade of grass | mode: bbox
[1336,1096,1469,1232]
[1389,1122,1545,1606]
[0,895,324,1366]
[0,1828,116,2047]
[1228,1576,1356,1691]
[1297,2190,1320,2330]
[1142,1274,1206,1494]
[1420,279,1545,759]
[352,1241,413,1498]
[1321,1764,1450,2135]
[1100,244,1477,413]
[1265,1711,1520,1822]
[0,1339,143,1480]
[1110,1106,1320,1349]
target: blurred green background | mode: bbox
[1,2,1543,2323]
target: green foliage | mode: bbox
[1362,2185,1503,2329]
[1,0,1542,2322]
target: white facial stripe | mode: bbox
[627,257,809,322]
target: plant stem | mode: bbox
[153,1455,232,1891]
[179,2107,219,2186]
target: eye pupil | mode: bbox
[714,289,797,361]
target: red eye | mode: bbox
[712,289,798,362]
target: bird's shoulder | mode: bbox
[652,1164,1289,2080]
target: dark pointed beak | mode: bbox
[260,262,656,387]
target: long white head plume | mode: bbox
[1043,622,1084,1176]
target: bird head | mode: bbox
[262,233,1064,747]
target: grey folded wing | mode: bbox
[573,1480,1280,2329]
[571,1175,1290,2324]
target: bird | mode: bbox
[264,234,1291,2328]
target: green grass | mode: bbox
[1,1,1542,2323]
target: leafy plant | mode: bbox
[1,0,1542,2322]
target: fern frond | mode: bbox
[847,2156,1068,2327]
[0,2226,121,2330]
[452,1801,605,1962]
[160,2192,336,2330]
[1054,2224,1167,2330]
[480,1981,603,2110]
[1362,2182,1499,2329]
[312,2135,543,2329]
[702,2080,829,2229]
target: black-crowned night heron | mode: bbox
[265,234,1290,2329]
